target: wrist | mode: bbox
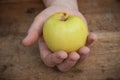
[43,0,78,11]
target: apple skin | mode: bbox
[43,12,88,53]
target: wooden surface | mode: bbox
[0,0,120,80]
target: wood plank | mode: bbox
[0,31,119,80]
[0,2,45,37]
[78,0,120,32]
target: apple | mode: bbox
[43,12,88,53]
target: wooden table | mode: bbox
[0,0,120,80]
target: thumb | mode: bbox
[22,15,45,46]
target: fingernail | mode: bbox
[69,52,80,61]
[57,52,68,59]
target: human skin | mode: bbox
[23,0,97,72]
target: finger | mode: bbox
[43,51,68,67]
[86,32,97,46]
[52,51,68,64]
[57,52,80,72]
[78,46,90,63]
[39,38,68,67]
[22,15,45,46]
[22,31,39,46]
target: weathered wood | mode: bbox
[0,0,120,80]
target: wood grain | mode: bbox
[0,0,120,80]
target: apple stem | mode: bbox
[64,13,67,16]
[60,13,68,21]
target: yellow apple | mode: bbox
[43,12,88,53]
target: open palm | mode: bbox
[23,5,97,72]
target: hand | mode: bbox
[23,5,97,72]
